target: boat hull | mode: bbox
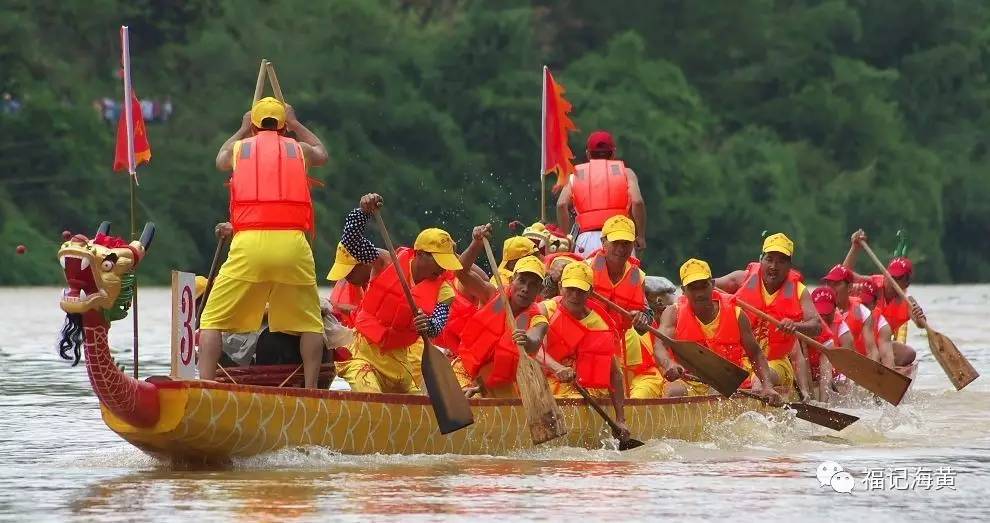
[101,380,777,461]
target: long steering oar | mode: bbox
[572,382,644,451]
[265,61,286,103]
[722,291,911,406]
[482,238,567,445]
[372,211,473,435]
[590,292,748,397]
[859,241,979,390]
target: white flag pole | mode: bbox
[540,65,548,223]
[121,26,138,183]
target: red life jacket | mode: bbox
[229,131,315,232]
[734,262,804,360]
[674,292,746,366]
[353,248,446,350]
[870,274,911,334]
[839,297,867,356]
[329,280,364,328]
[435,288,480,356]
[589,250,646,331]
[459,290,541,388]
[570,160,631,231]
[543,298,620,389]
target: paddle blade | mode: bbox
[823,348,910,406]
[927,327,979,391]
[421,341,474,434]
[666,340,748,397]
[516,355,568,445]
[787,402,859,431]
[618,437,645,451]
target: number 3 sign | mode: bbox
[171,271,199,379]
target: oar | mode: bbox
[372,211,473,435]
[572,382,644,451]
[253,58,268,104]
[736,390,859,431]
[859,241,979,390]
[590,292,748,397]
[265,61,286,103]
[481,238,567,445]
[723,291,911,406]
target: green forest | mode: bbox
[2,0,989,285]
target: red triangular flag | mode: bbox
[113,93,151,172]
[543,68,577,191]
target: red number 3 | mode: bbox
[179,285,195,365]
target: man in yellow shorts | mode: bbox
[199,97,329,388]
[335,193,462,394]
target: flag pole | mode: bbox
[540,65,548,223]
[121,25,140,379]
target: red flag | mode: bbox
[113,93,151,172]
[542,68,577,191]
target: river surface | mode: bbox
[1,286,988,522]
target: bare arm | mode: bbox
[838,331,856,352]
[609,356,627,424]
[862,310,879,361]
[789,341,812,400]
[284,105,328,167]
[626,168,646,249]
[796,289,822,337]
[521,323,549,355]
[843,229,870,282]
[713,270,748,294]
[654,305,680,370]
[216,112,252,171]
[455,225,497,303]
[556,183,573,233]
[876,324,895,368]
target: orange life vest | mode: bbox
[459,290,540,388]
[434,288,480,356]
[589,250,646,331]
[570,159,631,231]
[674,292,746,366]
[734,262,803,360]
[839,296,867,356]
[329,279,364,328]
[543,298,620,389]
[353,248,446,350]
[870,274,910,334]
[229,131,315,232]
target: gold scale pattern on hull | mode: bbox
[102,381,775,460]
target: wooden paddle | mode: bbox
[725,291,911,406]
[481,238,567,445]
[736,390,859,431]
[253,59,268,104]
[859,241,979,390]
[264,61,286,103]
[372,211,473,435]
[590,292,748,397]
[572,382,644,451]
[196,235,229,328]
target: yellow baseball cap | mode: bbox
[326,243,360,281]
[194,275,208,298]
[250,96,286,129]
[762,232,794,257]
[414,228,463,271]
[560,261,593,291]
[679,258,712,286]
[602,215,636,242]
[503,236,539,262]
[513,255,547,280]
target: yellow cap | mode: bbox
[502,236,539,262]
[512,255,547,280]
[250,97,286,130]
[560,261,593,291]
[679,258,712,286]
[762,233,794,257]
[194,275,208,298]
[414,228,463,271]
[602,215,636,242]
[326,243,360,281]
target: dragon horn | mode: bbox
[96,221,111,236]
[139,223,156,251]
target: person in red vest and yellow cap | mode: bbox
[714,233,818,398]
[841,230,920,369]
[326,242,387,329]
[536,261,630,437]
[199,97,329,388]
[555,130,646,258]
[493,236,541,285]
[335,193,463,394]
[658,259,782,404]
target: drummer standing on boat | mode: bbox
[555,130,647,258]
[199,97,329,388]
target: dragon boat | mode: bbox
[57,222,811,463]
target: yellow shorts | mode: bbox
[218,230,317,285]
[742,357,795,389]
[199,274,322,333]
[626,368,665,399]
[336,333,421,394]
[407,338,425,390]
[546,375,609,399]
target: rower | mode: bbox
[658,259,781,404]
[199,97,329,388]
[542,252,584,299]
[555,130,646,258]
[586,215,661,398]
[326,242,386,329]
[536,261,630,437]
[335,193,462,394]
[452,224,548,397]
[493,236,540,285]
[821,264,880,361]
[713,233,819,398]
[804,287,856,400]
